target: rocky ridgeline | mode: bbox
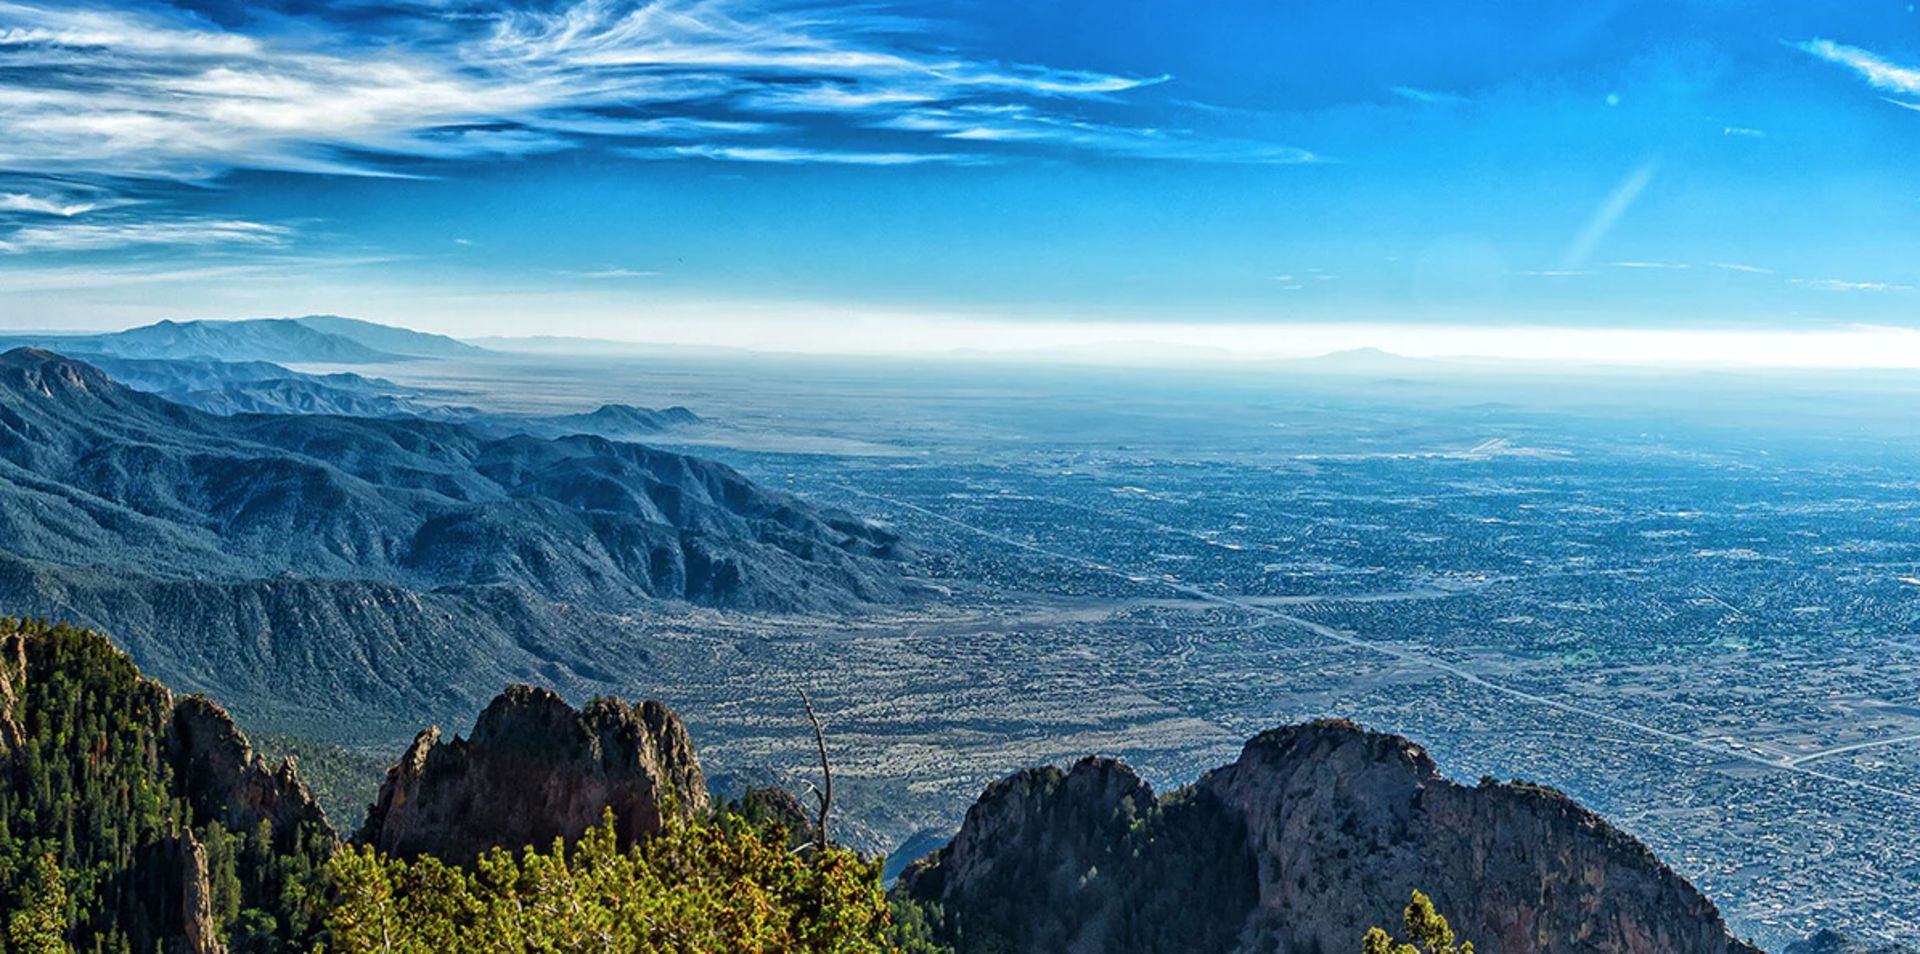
[358,684,709,863]
[900,719,1766,954]
[8,622,1865,953]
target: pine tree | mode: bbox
[7,853,72,954]
[1364,891,1475,954]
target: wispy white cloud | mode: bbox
[1710,262,1772,274]
[740,83,942,112]
[1390,86,1469,106]
[0,254,391,291]
[1610,260,1692,270]
[624,144,973,165]
[1560,161,1657,269]
[1797,39,1920,96]
[0,0,1306,228]
[0,5,560,179]
[536,114,788,138]
[560,267,662,278]
[0,191,103,216]
[0,217,292,253]
[1791,277,1913,292]
[872,103,1317,164]
[1721,125,1765,138]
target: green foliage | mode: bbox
[325,809,894,953]
[6,854,71,954]
[0,618,331,953]
[250,733,389,836]
[1,616,904,953]
[884,895,947,954]
[1364,891,1475,954]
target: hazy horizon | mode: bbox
[6,2,1920,370]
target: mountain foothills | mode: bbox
[0,617,1794,954]
[0,347,903,733]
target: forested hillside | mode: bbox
[0,618,333,952]
[0,617,893,953]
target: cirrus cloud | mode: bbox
[0,0,1313,254]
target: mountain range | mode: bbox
[0,348,909,731]
[0,315,484,364]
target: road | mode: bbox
[837,483,1920,807]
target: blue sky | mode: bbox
[4,0,1920,362]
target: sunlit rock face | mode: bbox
[901,719,1762,954]
[357,684,708,864]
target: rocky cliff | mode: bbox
[167,695,333,847]
[358,684,709,863]
[899,719,1763,954]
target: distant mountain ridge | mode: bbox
[292,314,486,358]
[0,315,487,364]
[50,351,704,438]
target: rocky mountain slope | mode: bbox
[0,348,910,731]
[0,348,906,606]
[1,617,716,953]
[897,719,1765,954]
[6,615,1849,954]
[360,684,708,863]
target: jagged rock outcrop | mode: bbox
[151,830,227,954]
[358,684,709,863]
[166,695,332,845]
[935,757,1155,902]
[899,719,1763,954]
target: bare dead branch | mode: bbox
[799,687,832,853]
